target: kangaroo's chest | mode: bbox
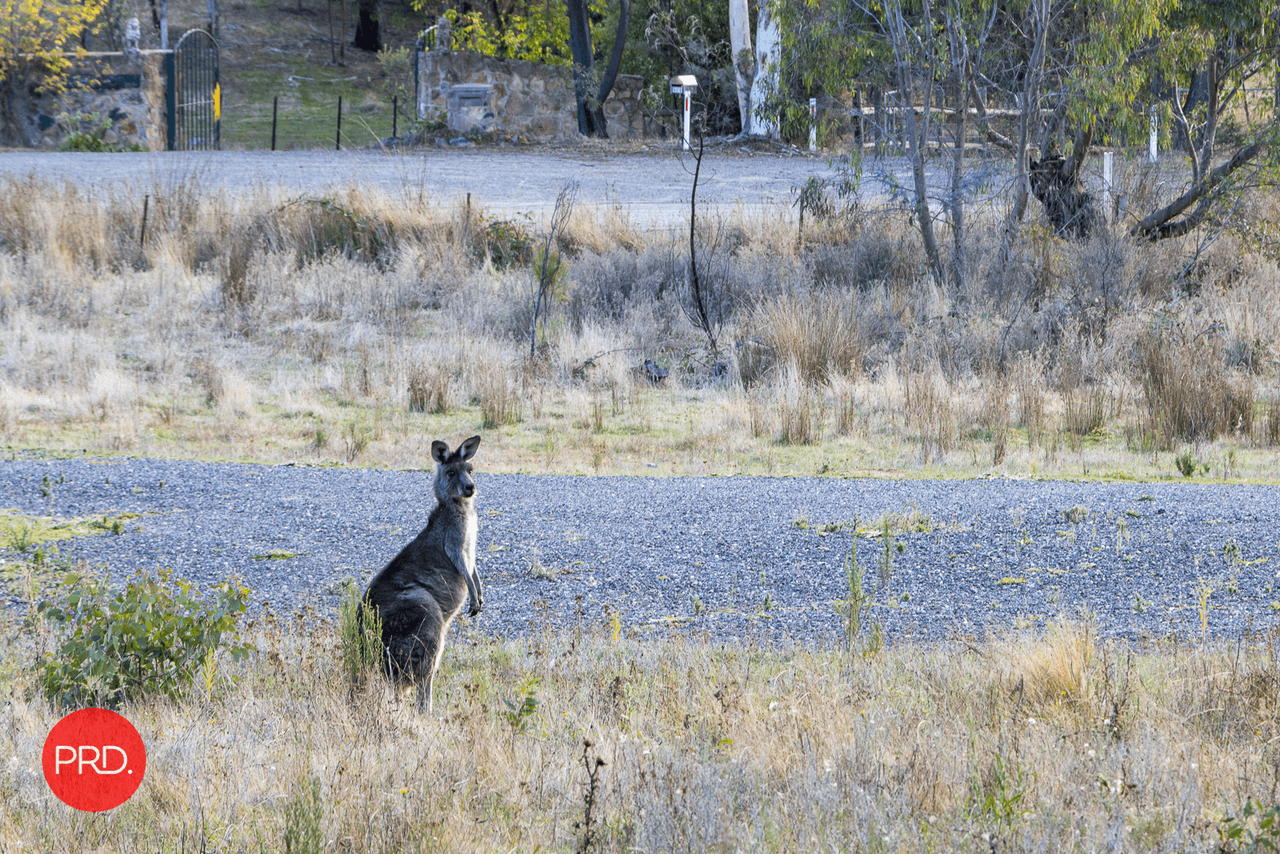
[462,513,477,567]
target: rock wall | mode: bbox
[416,49,644,141]
[1,51,169,150]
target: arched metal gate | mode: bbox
[166,30,220,150]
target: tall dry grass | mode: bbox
[1,167,1279,477]
[2,603,1277,852]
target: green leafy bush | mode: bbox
[32,568,253,708]
[474,213,534,270]
[1219,799,1280,853]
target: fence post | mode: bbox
[809,98,816,152]
[1103,151,1113,223]
[336,95,342,151]
[271,95,278,151]
[165,49,176,150]
[393,95,398,138]
[139,195,150,247]
[1148,106,1158,164]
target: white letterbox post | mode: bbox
[670,75,699,150]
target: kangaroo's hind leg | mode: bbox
[408,601,447,714]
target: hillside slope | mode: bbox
[164,0,426,149]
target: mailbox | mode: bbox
[669,74,698,95]
[669,75,699,150]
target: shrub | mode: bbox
[748,288,878,384]
[338,578,384,686]
[475,214,534,270]
[33,568,253,709]
[1139,333,1254,446]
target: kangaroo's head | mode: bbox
[431,435,481,505]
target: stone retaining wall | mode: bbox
[0,51,168,150]
[416,49,644,141]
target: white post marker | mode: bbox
[809,98,817,152]
[684,91,692,150]
[1103,151,1113,223]
[1149,107,1158,164]
[670,75,699,151]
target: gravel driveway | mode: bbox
[0,147,999,227]
[2,455,1278,645]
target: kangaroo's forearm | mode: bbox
[447,544,481,604]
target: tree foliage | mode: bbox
[766,0,1280,247]
[427,0,591,65]
[0,0,110,146]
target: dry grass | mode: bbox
[1140,332,1257,448]
[4,165,1280,845]
[2,604,1277,852]
[1,169,1279,480]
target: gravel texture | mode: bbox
[2,454,1279,645]
[0,149,987,227]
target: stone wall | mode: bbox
[416,49,644,141]
[1,51,169,150]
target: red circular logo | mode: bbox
[42,708,146,812]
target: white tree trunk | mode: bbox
[748,0,780,138]
[728,0,754,133]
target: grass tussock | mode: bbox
[1140,332,1256,448]
[2,604,1278,852]
[1,168,1279,479]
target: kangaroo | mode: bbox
[363,435,483,714]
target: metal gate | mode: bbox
[166,30,220,150]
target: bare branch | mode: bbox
[1128,133,1269,241]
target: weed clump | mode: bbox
[338,577,384,687]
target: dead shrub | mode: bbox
[1010,351,1046,445]
[748,288,879,384]
[1004,622,1094,709]
[776,365,822,445]
[407,363,451,414]
[1260,398,1280,447]
[827,372,860,437]
[902,366,958,461]
[804,227,914,291]
[472,361,521,428]
[1139,333,1254,447]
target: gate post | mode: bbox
[165,49,176,151]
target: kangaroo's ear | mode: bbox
[458,435,481,461]
[431,440,450,464]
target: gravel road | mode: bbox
[0,147,999,227]
[2,455,1278,646]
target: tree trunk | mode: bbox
[592,0,630,136]
[728,0,754,134]
[566,0,605,135]
[889,0,944,285]
[998,0,1047,268]
[353,0,381,52]
[748,1,779,138]
[1129,131,1270,240]
[1178,66,1212,151]
[947,9,969,298]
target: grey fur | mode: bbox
[362,435,483,713]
